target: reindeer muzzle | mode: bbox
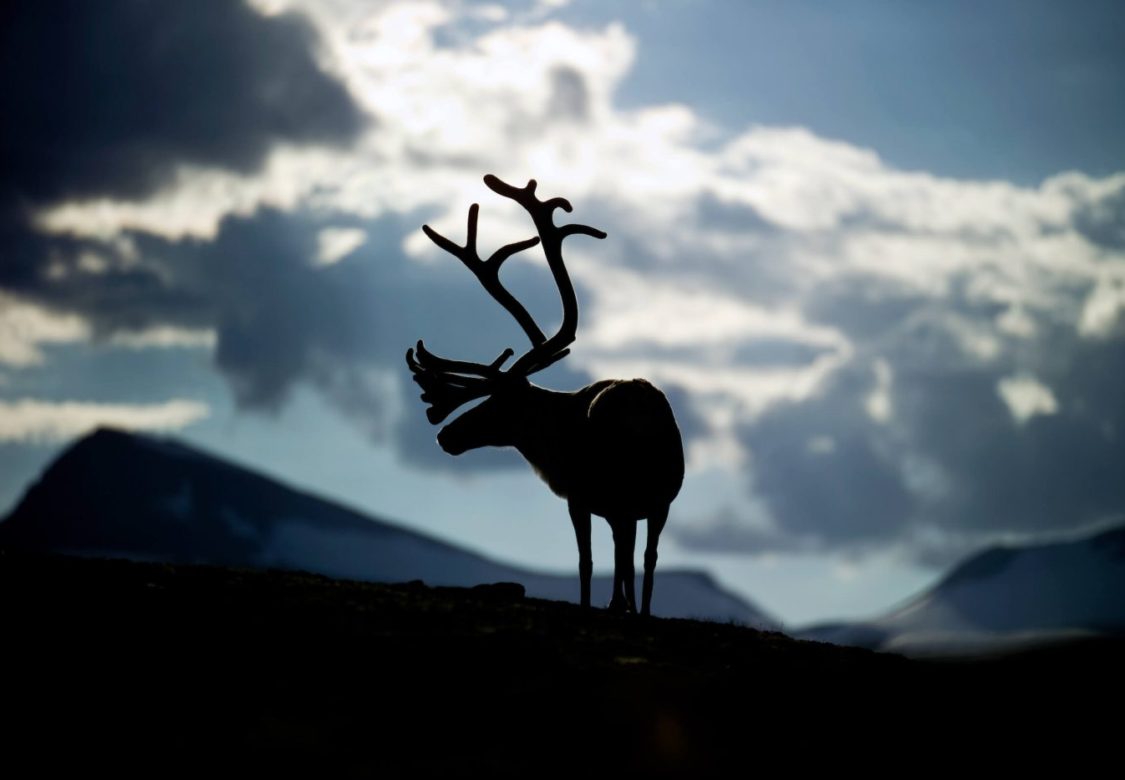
[437,426,468,456]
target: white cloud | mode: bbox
[865,359,893,423]
[0,399,210,443]
[1079,270,1125,337]
[580,265,845,351]
[0,294,217,365]
[996,374,1059,424]
[807,435,837,455]
[108,327,217,350]
[34,147,347,241]
[31,5,1124,332]
[0,294,89,367]
[316,227,368,266]
[996,305,1037,338]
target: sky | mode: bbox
[2,0,1124,626]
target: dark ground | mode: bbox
[1,549,1118,774]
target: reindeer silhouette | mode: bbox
[406,175,684,615]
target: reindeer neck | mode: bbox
[509,382,611,498]
[509,385,577,455]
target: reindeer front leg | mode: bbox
[608,518,637,614]
[568,499,592,609]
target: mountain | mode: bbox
[800,525,1125,655]
[0,427,773,626]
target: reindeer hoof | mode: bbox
[606,597,636,615]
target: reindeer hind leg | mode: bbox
[641,506,668,617]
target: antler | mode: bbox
[482,174,607,375]
[422,202,546,348]
[405,340,512,424]
[406,174,606,423]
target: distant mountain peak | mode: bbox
[0,429,774,627]
[800,521,1125,655]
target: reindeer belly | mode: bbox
[580,380,685,520]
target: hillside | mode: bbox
[0,427,771,626]
[1,550,1119,772]
[801,525,1125,654]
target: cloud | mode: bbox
[4,3,1125,562]
[316,228,368,266]
[0,0,366,211]
[1073,176,1125,250]
[0,399,210,443]
[736,362,916,551]
[996,374,1058,424]
[108,327,218,350]
[0,294,89,367]
[0,0,370,381]
[675,318,1125,564]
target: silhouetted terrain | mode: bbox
[801,525,1125,654]
[1,550,1117,773]
[0,428,770,625]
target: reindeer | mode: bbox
[406,174,684,616]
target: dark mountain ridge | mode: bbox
[0,427,772,625]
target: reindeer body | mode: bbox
[441,378,684,518]
[407,175,685,614]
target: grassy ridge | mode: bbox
[1,549,1117,773]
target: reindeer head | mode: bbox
[405,174,606,451]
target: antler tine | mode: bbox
[482,174,606,376]
[409,192,545,423]
[419,383,490,424]
[422,204,546,349]
[406,342,515,423]
[408,341,514,379]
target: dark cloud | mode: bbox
[659,382,709,449]
[678,274,1125,563]
[0,221,213,331]
[0,0,370,376]
[7,202,616,475]
[694,192,778,235]
[738,363,915,550]
[732,339,836,367]
[804,275,931,343]
[0,0,366,210]
[194,207,584,417]
[904,334,1125,538]
[174,212,374,409]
